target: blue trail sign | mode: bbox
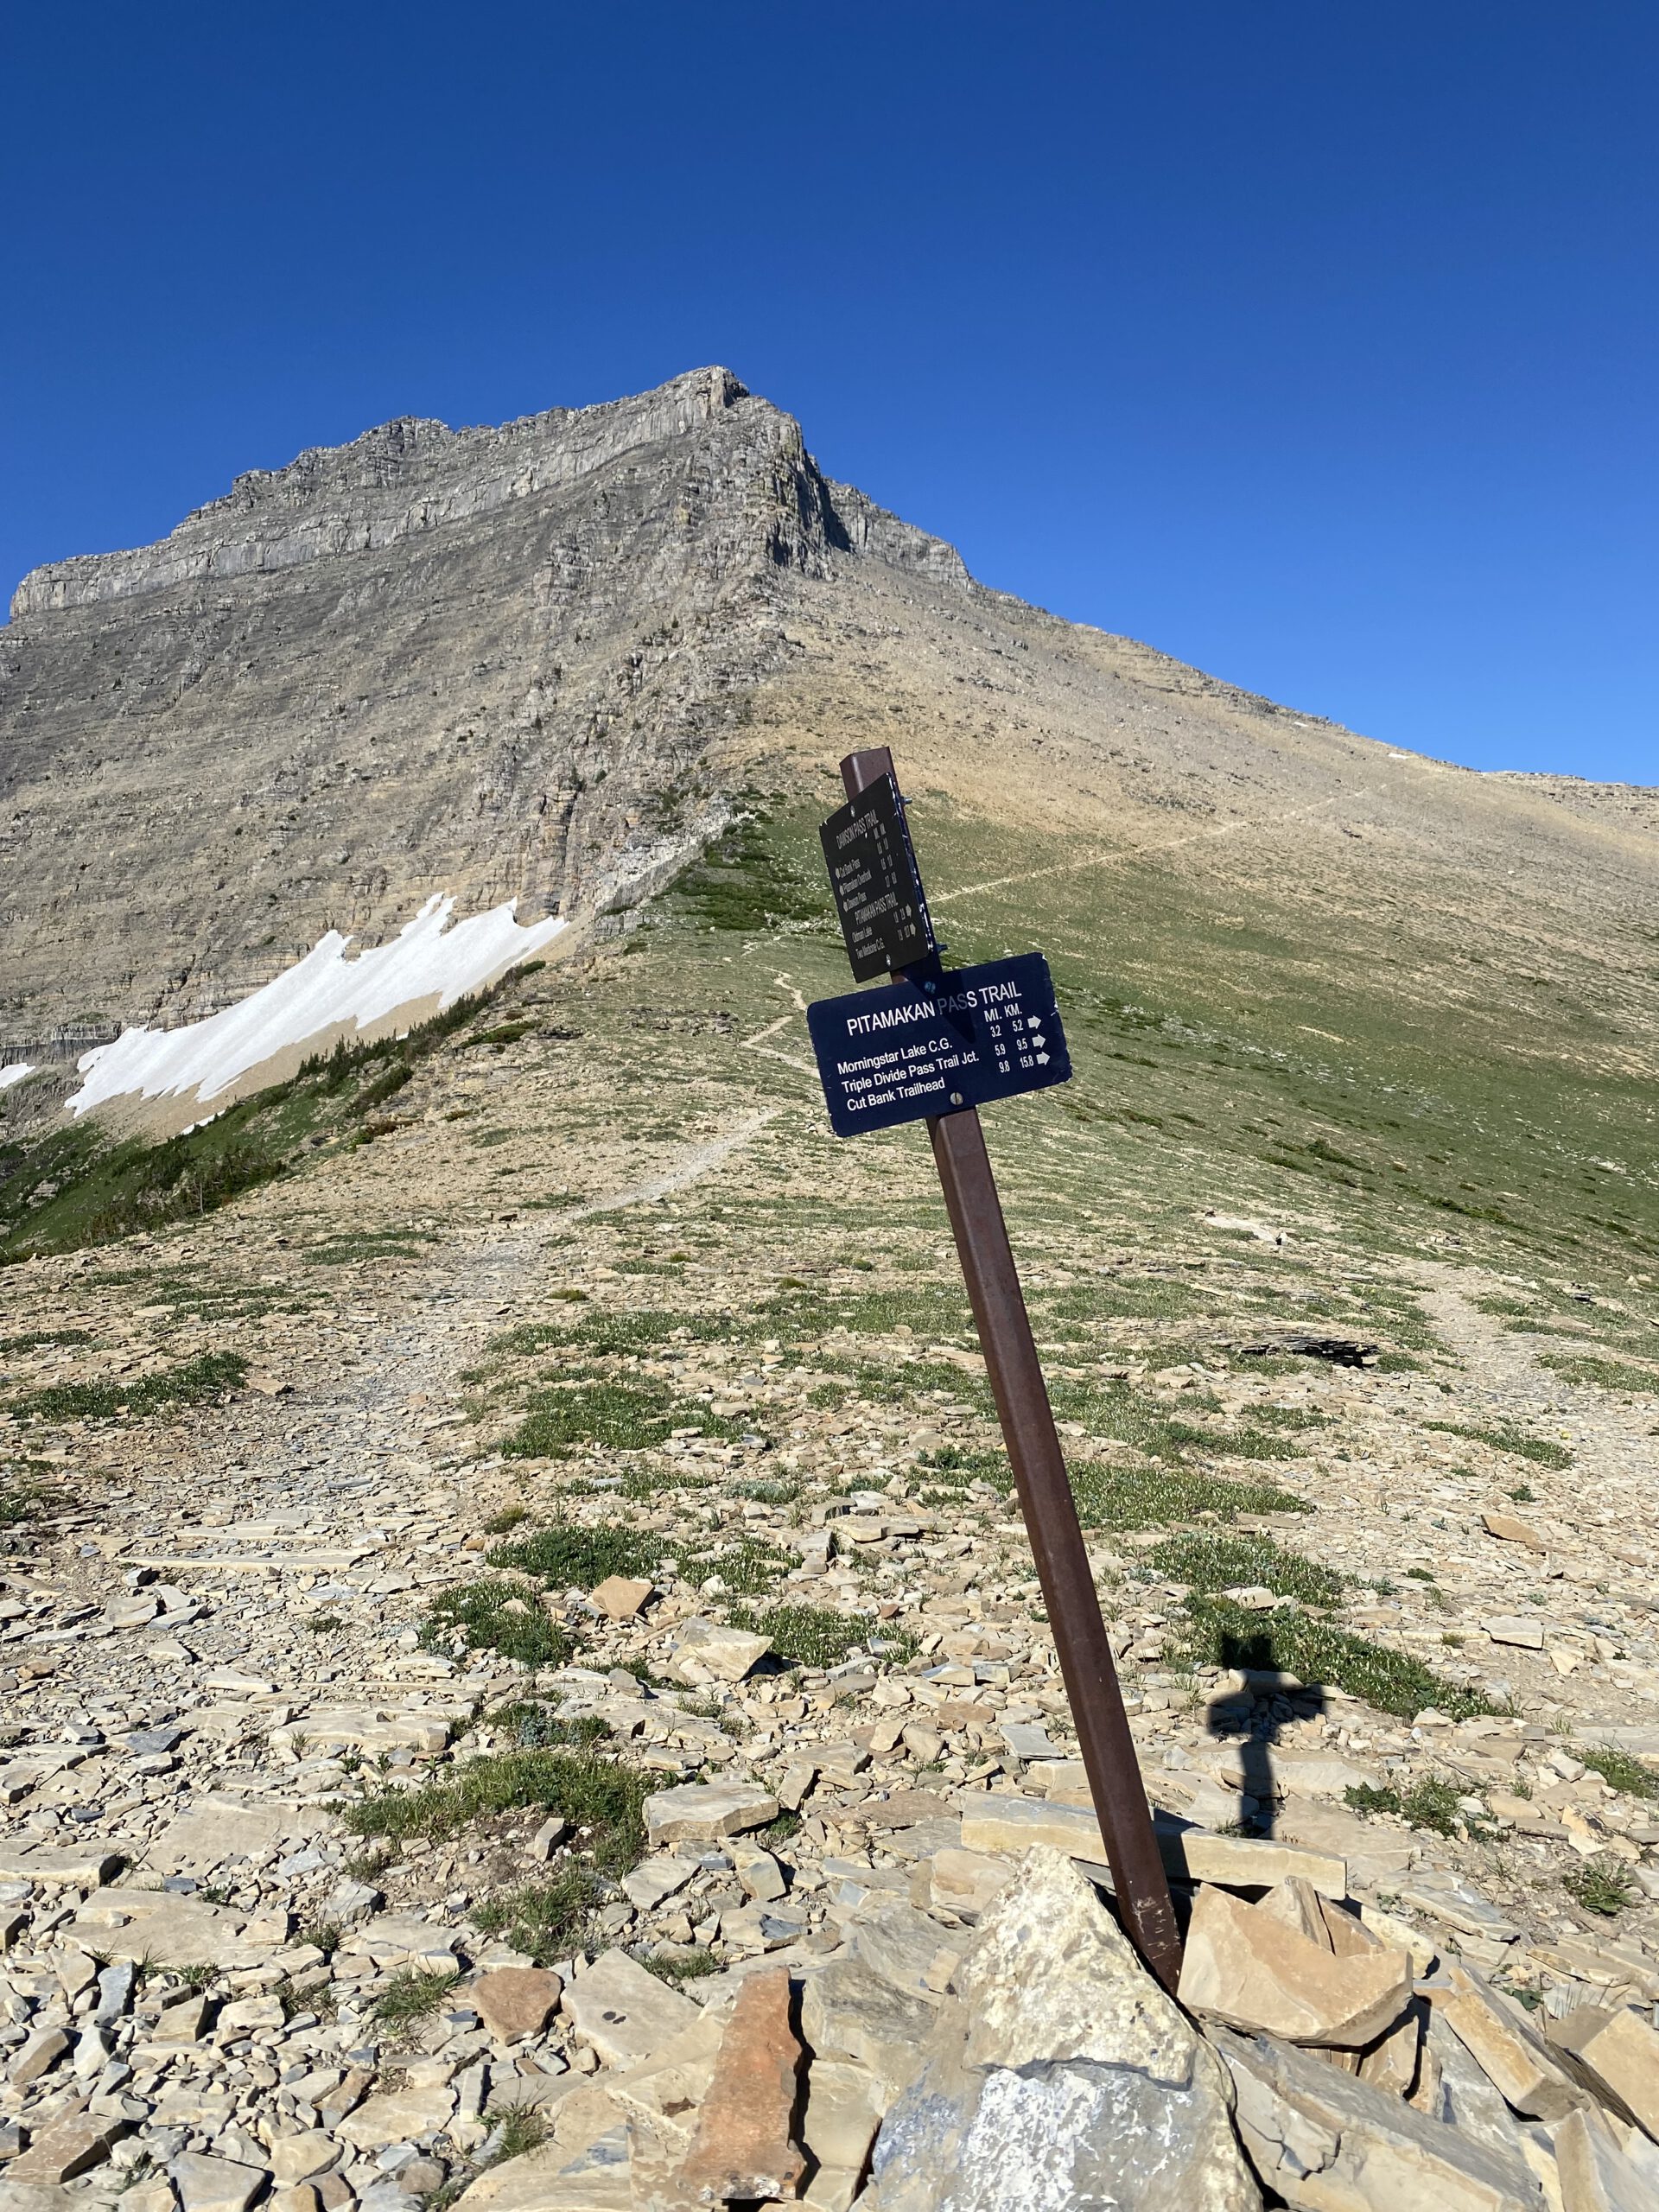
[806,952,1071,1137]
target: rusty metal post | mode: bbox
[840,745,1183,1992]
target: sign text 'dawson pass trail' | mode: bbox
[806,952,1071,1136]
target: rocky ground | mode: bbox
[3,925,1659,2212]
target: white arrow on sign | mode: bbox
[1030,1033,1046,1048]
[1035,1052,1051,1065]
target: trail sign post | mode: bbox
[809,747,1184,1993]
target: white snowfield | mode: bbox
[68,895,566,1119]
[0,1064,35,1091]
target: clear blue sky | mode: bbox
[4,3,1654,782]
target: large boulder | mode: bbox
[863,1847,1261,2211]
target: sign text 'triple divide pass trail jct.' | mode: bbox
[807,952,1071,1136]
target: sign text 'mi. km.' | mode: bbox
[817,772,936,982]
[807,952,1071,1137]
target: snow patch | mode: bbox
[0,1064,35,1091]
[68,895,565,1118]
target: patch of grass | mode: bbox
[1564,1854,1639,1916]
[419,1582,572,1668]
[483,1506,530,1534]
[1343,1776,1467,1836]
[502,1379,744,1458]
[733,1478,800,1506]
[486,1520,664,1587]
[642,1946,721,1986]
[1183,1598,1498,1721]
[488,1702,612,1752]
[473,1866,601,1964]
[0,1328,93,1356]
[299,1920,343,1960]
[728,1603,871,1670]
[1509,1484,1536,1504]
[304,1613,344,1635]
[1540,1354,1657,1395]
[8,1350,248,1423]
[469,1021,538,1048]
[1145,1531,1345,1608]
[372,1967,459,2030]
[486,2109,550,2164]
[672,810,828,934]
[916,1446,1012,1494]
[683,1533,801,1596]
[1070,1458,1309,1533]
[1049,1377,1314,1470]
[1423,1421,1572,1470]
[1578,1747,1659,1800]
[343,1747,648,1869]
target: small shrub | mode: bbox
[1146,1531,1344,1608]
[473,1865,601,1963]
[10,1350,248,1424]
[486,2109,550,2164]
[682,1534,801,1596]
[418,1582,571,1668]
[486,1520,662,1588]
[1344,1776,1465,1836]
[1564,1854,1638,1916]
[729,1603,869,1670]
[1578,1748,1659,1801]
[503,1378,743,1458]
[372,1967,459,2030]
[642,1947,721,1986]
[343,1748,647,1868]
[1185,1598,1497,1721]
[1424,1421,1572,1471]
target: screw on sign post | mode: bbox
[813,745,1184,1993]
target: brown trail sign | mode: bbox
[816,746,1184,1992]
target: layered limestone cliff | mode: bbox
[4,365,1656,1083]
[0,367,964,1049]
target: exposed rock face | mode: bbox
[0,366,963,1046]
[7,360,1659,1099]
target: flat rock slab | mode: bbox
[644,1780,779,1847]
[1548,2004,1659,2139]
[1178,1885,1413,2048]
[590,1576,653,1621]
[563,1947,702,2069]
[677,1967,804,2202]
[663,1618,772,1685]
[8,2120,118,2186]
[621,1854,698,1912]
[69,1890,289,1972]
[270,1707,452,1755]
[168,2154,268,2212]
[473,1966,564,2044]
[0,1844,122,1888]
[1217,2025,1547,2211]
[1480,1513,1549,1552]
[1482,1616,1548,1650]
[147,1793,327,1875]
[336,2084,458,2150]
[957,1792,1346,1897]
